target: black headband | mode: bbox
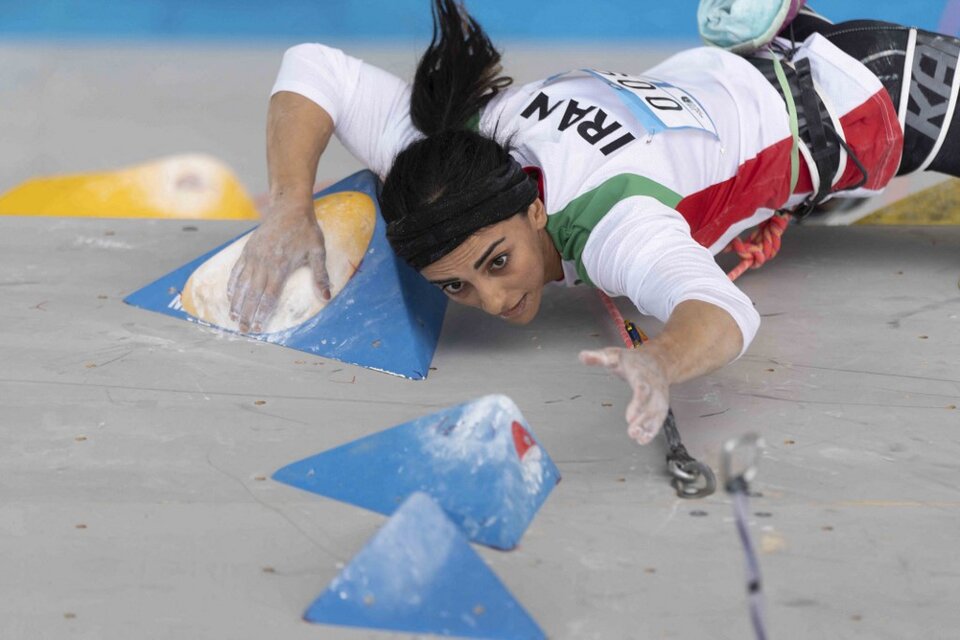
[386,157,538,269]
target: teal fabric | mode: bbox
[698,0,798,53]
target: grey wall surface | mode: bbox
[0,41,679,196]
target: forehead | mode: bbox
[420,218,518,278]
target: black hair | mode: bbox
[410,0,512,136]
[381,1,536,269]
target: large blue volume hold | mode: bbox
[272,394,561,550]
[123,170,447,379]
[304,492,546,639]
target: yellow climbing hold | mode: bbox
[0,154,259,220]
[857,178,960,225]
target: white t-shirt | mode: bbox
[271,37,898,357]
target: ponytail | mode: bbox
[410,0,513,136]
[381,1,536,270]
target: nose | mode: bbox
[474,281,509,316]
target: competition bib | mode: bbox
[583,69,719,139]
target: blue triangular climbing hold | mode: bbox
[305,492,546,639]
[273,394,560,550]
[123,170,447,379]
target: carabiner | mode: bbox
[721,433,764,493]
[668,458,717,499]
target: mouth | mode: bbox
[499,294,528,320]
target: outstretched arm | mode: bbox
[580,298,743,444]
[573,196,760,443]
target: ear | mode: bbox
[526,197,547,231]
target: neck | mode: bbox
[540,228,564,283]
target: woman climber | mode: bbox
[226,0,960,444]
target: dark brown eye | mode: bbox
[443,281,464,295]
[490,254,509,270]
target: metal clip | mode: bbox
[662,408,717,499]
[624,320,648,347]
[668,458,717,499]
[721,433,764,494]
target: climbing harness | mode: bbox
[723,433,769,640]
[724,25,872,282]
[597,290,717,499]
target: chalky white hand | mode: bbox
[579,347,670,445]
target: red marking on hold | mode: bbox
[511,421,535,460]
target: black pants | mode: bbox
[790,15,960,177]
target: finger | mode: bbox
[309,245,332,301]
[578,347,622,368]
[227,256,245,302]
[250,274,283,333]
[628,422,657,445]
[625,386,649,426]
[228,260,249,322]
[627,412,659,445]
[629,403,668,445]
[238,269,267,334]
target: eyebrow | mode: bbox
[428,237,507,286]
[472,238,506,270]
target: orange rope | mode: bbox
[724,212,792,282]
[597,290,634,349]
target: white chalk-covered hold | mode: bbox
[180,191,375,334]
